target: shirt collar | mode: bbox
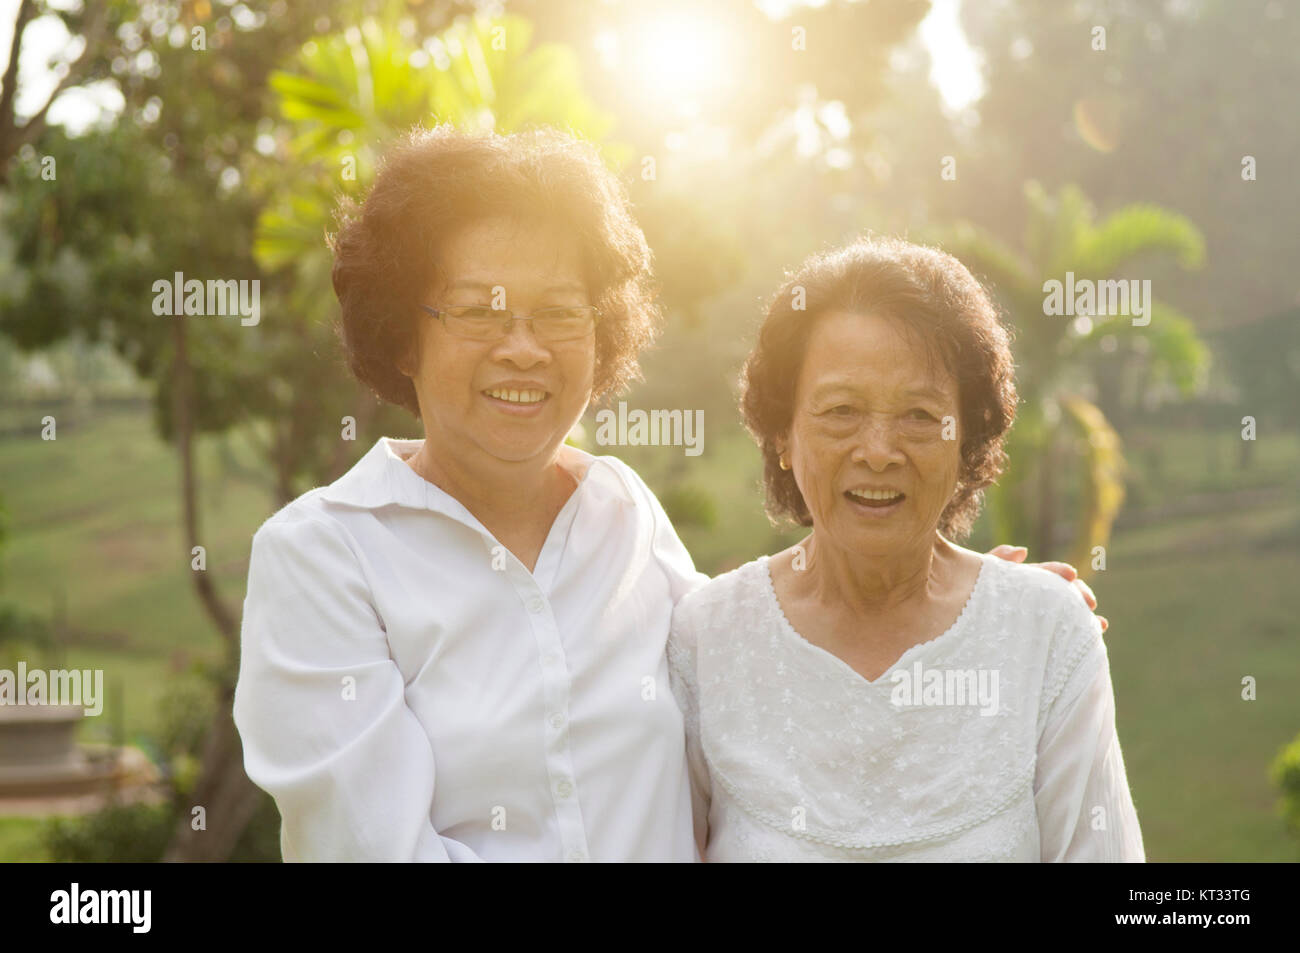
[318,437,638,521]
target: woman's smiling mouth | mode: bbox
[482,385,552,415]
[845,487,906,513]
[483,386,548,404]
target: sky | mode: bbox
[919,0,985,110]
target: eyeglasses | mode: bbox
[419,304,601,343]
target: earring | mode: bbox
[778,456,791,471]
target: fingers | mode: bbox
[1036,560,1079,582]
[1071,576,1098,610]
[995,550,1105,625]
[989,545,1029,563]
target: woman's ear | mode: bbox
[397,353,414,378]
[396,325,422,378]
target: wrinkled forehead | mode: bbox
[797,310,960,402]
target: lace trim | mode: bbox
[1038,608,1104,721]
[706,744,1037,850]
[757,553,994,686]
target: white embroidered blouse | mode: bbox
[667,551,1146,862]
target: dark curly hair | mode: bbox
[740,235,1017,540]
[328,125,661,417]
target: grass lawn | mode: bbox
[1101,500,1300,861]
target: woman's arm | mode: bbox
[1034,625,1145,862]
[667,625,712,860]
[233,511,481,862]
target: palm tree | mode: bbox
[939,182,1209,573]
[254,11,621,282]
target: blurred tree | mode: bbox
[1212,306,1300,465]
[1,0,358,862]
[0,0,120,184]
[959,0,1300,343]
[940,182,1208,571]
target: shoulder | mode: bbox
[981,555,1097,626]
[980,556,1105,711]
[586,452,660,510]
[667,557,765,684]
[249,489,363,574]
[671,557,767,640]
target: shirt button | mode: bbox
[549,712,566,730]
[566,848,586,862]
[527,596,545,614]
[555,779,573,798]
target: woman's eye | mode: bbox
[828,405,856,416]
[907,408,937,421]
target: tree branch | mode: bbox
[0,0,36,140]
[0,0,113,181]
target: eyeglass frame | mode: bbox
[418,303,603,343]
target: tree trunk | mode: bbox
[161,681,265,862]
[162,313,265,862]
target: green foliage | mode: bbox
[43,801,174,863]
[40,667,282,863]
[41,793,283,863]
[255,10,620,279]
[660,484,718,531]
[1270,733,1300,846]
[1213,307,1300,430]
[939,183,1210,566]
[0,603,52,651]
[155,674,218,761]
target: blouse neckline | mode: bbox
[755,550,996,689]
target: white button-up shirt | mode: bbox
[233,436,707,862]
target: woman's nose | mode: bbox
[493,318,551,366]
[852,415,905,469]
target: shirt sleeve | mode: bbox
[233,511,482,862]
[617,461,710,605]
[1034,607,1145,862]
[667,607,712,859]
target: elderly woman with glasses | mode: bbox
[233,126,1103,862]
[667,236,1144,862]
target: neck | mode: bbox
[801,531,953,616]
[405,437,574,527]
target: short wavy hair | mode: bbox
[740,236,1017,540]
[329,125,660,417]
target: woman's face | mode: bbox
[785,310,963,557]
[404,216,596,467]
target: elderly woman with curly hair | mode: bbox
[668,236,1145,862]
[234,125,1103,863]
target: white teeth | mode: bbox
[485,388,546,404]
[848,488,903,502]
